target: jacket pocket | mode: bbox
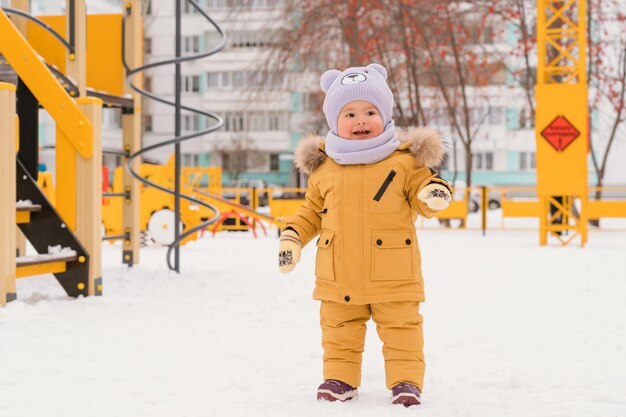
[367,168,404,214]
[315,230,335,281]
[371,230,416,281]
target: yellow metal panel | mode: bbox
[435,200,468,220]
[16,211,30,224]
[26,15,66,74]
[535,84,588,197]
[87,15,124,96]
[501,201,540,217]
[27,14,124,96]
[588,201,626,219]
[16,261,67,278]
[0,9,93,158]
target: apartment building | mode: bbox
[143,0,299,185]
[9,0,624,186]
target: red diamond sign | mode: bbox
[541,115,580,152]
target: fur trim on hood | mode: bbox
[294,127,446,175]
[294,134,327,175]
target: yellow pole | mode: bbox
[0,82,17,307]
[121,0,143,265]
[75,97,103,296]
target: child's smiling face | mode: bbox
[337,100,384,140]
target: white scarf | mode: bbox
[325,121,399,165]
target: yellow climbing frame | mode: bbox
[0,8,93,159]
[535,0,588,246]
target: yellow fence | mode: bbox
[102,182,626,237]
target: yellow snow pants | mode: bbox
[320,300,425,390]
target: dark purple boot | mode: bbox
[317,379,358,402]
[391,382,422,407]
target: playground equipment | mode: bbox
[102,158,286,244]
[0,0,143,306]
[535,0,589,246]
[122,0,228,271]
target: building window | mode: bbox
[183,154,200,166]
[183,35,201,54]
[184,75,200,93]
[520,152,528,170]
[518,106,533,129]
[530,152,536,169]
[207,72,219,88]
[144,114,152,132]
[224,112,244,132]
[268,111,284,131]
[248,111,265,131]
[183,1,199,14]
[205,70,282,90]
[206,0,228,8]
[489,106,503,125]
[473,153,483,170]
[270,153,280,172]
[144,76,152,92]
[232,71,244,87]
[221,72,232,89]
[144,37,152,54]
[485,152,493,170]
[183,114,201,131]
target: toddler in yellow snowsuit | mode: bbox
[278,63,451,406]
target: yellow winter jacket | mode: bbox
[284,127,449,305]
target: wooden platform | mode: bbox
[16,202,41,224]
[16,250,77,278]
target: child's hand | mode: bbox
[278,229,302,273]
[417,183,452,211]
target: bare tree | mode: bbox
[486,0,537,125]
[416,2,501,188]
[588,2,626,211]
[213,134,265,182]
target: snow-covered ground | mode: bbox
[1,224,626,417]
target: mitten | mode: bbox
[417,183,452,211]
[278,229,302,273]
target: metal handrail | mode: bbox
[0,7,75,54]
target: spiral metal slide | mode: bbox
[122,0,285,271]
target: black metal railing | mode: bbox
[122,0,227,271]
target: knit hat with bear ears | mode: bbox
[320,63,394,134]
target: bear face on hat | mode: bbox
[320,63,394,135]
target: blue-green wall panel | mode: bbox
[507,151,519,170]
[290,92,303,112]
[290,131,302,151]
[198,153,210,167]
[279,156,292,173]
[506,108,519,130]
